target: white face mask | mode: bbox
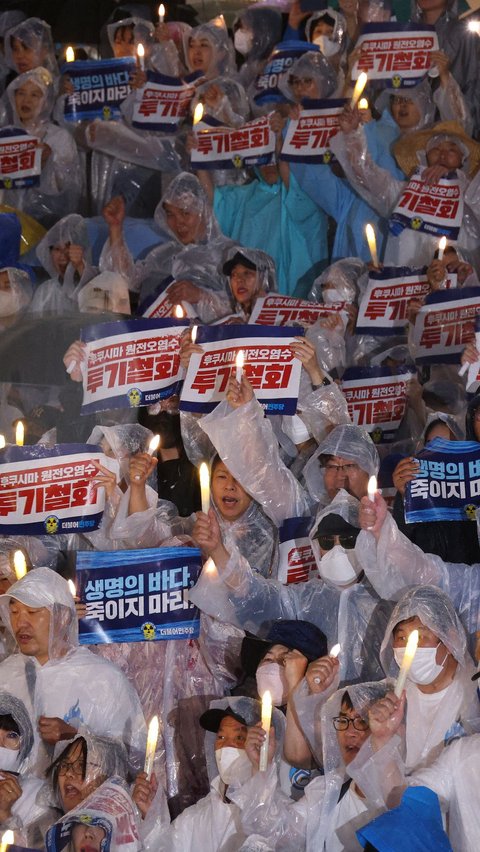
[313,35,340,57]
[215,746,252,785]
[282,414,310,445]
[0,747,21,772]
[322,288,344,304]
[0,289,20,317]
[393,644,447,685]
[234,29,253,56]
[318,545,359,587]
[256,661,288,707]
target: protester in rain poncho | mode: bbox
[0,567,146,773]
[191,490,392,684]
[183,21,236,80]
[330,117,480,269]
[1,68,82,227]
[0,266,32,328]
[3,17,57,78]
[137,696,285,852]
[100,172,234,318]
[0,691,51,839]
[303,8,348,95]
[30,214,95,315]
[106,16,155,59]
[223,246,276,321]
[233,7,283,94]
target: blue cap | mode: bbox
[357,786,453,851]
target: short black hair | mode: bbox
[46,737,87,788]
[0,714,20,735]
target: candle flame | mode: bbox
[405,628,419,659]
[68,579,76,597]
[0,435,5,449]
[191,324,198,343]
[468,19,480,33]
[148,434,160,455]
[367,475,377,501]
[193,102,204,125]
[13,550,27,580]
[159,3,165,20]
[204,557,217,575]
[438,235,447,260]
[358,97,368,110]
[15,421,24,447]
[137,42,145,59]
[199,462,210,515]
[0,830,14,852]
[351,72,367,108]
[147,715,159,747]
[330,643,341,658]
[235,350,244,371]
[365,223,379,267]
[66,46,75,62]
[175,304,185,318]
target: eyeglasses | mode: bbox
[324,463,359,474]
[57,757,85,778]
[332,715,369,732]
[317,534,358,551]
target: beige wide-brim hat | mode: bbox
[393,120,480,178]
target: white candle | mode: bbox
[175,304,185,319]
[65,46,75,62]
[193,102,204,125]
[0,435,5,449]
[15,421,24,447]
[203,557,217,577]
[144,715,159,776]
[367,475,377,502]
[148,435,160,456]
[191,324,198,344]
[158,3,165,23]
[199,462,210,514]
[351,72,367,108]
[13,550,27,580]
[468,19,480,33]
[235,349,244,383]
[137,42,145,70]
[330,643,341,658]
[358,97,368,110]
[0,830,14,852]
[67,579,76,597]
[259,690,272,771]
[365,223,379,268]
[438,235,447,261]
[394,629,419,697]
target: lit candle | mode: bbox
[137,42,145,70]
[193,102,204,125]
[144,715,159,777]
[367,475,377,502]
[365,223,379,268]
[175,304,185,319]
[358,97,368,110]
[394,629,419,697]
[0,831,14,852]
[148,435,160,457]
[65,46,75,62]
[13,550,27,580]
[468,19,480,33]
[438,235,447,261]
[203,557,217,577]
[67,579,76,597]
[350,71,367,108]
[0,435,5,449]
[191,324,198,344]
[158,3,165,23]
[235,349,244,383]
[199,462,210,514]
[330,643,341,658]
[259,690,272,771]
[15,421,24,447]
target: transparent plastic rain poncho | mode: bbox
[308,257,365,302]
[106,17,155,54]
[1,69,82,227]
[234,6,284,97]
[183,22,236,79]
[279,51,337,103]
[0,690,34,771]
[329,123,480,269]
[0,267,32,319]
[224,245,277,319]
[374,78,471,135]
[77,270,131,312]
[148,22,192,78]
[30,213,94,314]
[4,17,57,76]
[419,411,464,445]
[305,9,348,48]
[141,695,285,852]
[232,682,388,851]
[192,76,250,128]
[303,424,380,508]
[355,509,480,658]
[47,731,129,809]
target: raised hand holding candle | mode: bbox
[351,72,367,108]
[144,715,159,777]
[367,475,377,502]
[13,550,27,580]
[158,3,165,23]
[66,46,75,62]
[259,690,272,771]
[137,42,145,70]
[199,462,210,514]
[193,102,204,125]
[0,830,14,852]
[148,435,160,456]
[15,421,24,447]
[394,629,419,697]
[235,349,244,383]
[365,223,379,268]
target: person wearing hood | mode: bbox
[29,214,96,316]
[106,16,154,60]
[303,8,349,93]
[331,113,480,269]
[232,7,284,95]
[191,489,392,685]
[0,567,146,774]
[132,696,285,852]
[0,690,51,840]
[1,67,82,227]
[99,174,234,319]
[0,266,32,329]
[3,17,57,79]
[183,21,236,80]
[222,247,276,321]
